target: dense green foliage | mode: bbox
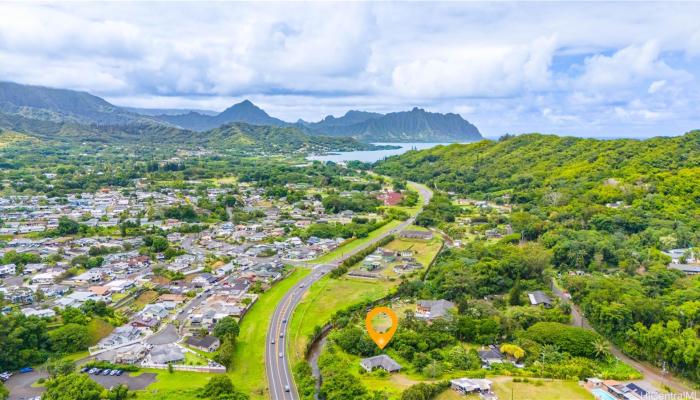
[521,322,601,358]
[0,314,50,370]
[400,382,449,400]
[377,132,700,382]
[567,270,700,381]
[198,375,249,400]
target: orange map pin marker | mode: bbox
[366,306,398,349]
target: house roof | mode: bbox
[528,290,552,305]
[417,299,455,318]
[478,346,504,361]
[450,378,492,392]
[186,335,220,348]
[360,355,402,372]
[150,344,185,364]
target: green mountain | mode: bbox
[200,122,382,153]
[300,107,482,142]
[0,81,149,125]
[155,100,287,131]
[0,109,380,153]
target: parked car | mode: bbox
[115,370,124,376]
[102,369,112,375]
[80,367,89,373]
[110,370,119,376]
[19,367,33,373]
[0,372,12,382]
[92,369,102,375]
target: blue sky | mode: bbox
[1,2,700,138]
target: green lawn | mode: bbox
[288,276,397,364]
[228,267,311,399]
[132,369,219,400]
[87,318,114,345]
[312,219,403,264]
[491,377,593,400]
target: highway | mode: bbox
[265,182,432,400]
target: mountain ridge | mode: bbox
[0,80,482,143]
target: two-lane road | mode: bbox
[265,182,432,400]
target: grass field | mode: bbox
[228,267,311,399]
[312,219,403,264]
[288,276,397,364]
[491,377,593,400]
[133,290,159,309]
[436,390,478,400]
[87,318,114,345]
[132,369,219,400]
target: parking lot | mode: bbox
[4,370,47,400]
[89,372,157,390]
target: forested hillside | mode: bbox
[375,131,700,382]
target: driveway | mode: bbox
[89,372,156,390]
[146,323,180,345]
[5,370,48,400]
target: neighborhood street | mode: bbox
[264,183,433,400]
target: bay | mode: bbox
[307,142,458,163]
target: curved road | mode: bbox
[265,182,432,400]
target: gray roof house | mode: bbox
[186,335,221,352]
[149,344,185,364]
[528,291,553,307]
[416,299,456,320]
[450,378,494,395]
[478,345,504,366]
[360,355,402,373]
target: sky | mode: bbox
[1,2,700,138]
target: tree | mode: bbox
[46,358,75,378]
[57,217,80,235]
[213,317,240,340]
[105,384,130,400]
[199,375,248,399]
[49,323,89,353]
[43,373,102,400]
[214,337,235,369]
[499,344,525,361]
[0,381,8,400]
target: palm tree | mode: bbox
[593,338,610,359]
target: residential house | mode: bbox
[478,345,504,367]
[186,335,221,352]
[377,191,403,206]
[400,230,434,240]
[1,287,34,304]
[416,299,456,321]
[149,344,185,364]
[0,263,17,277]
[528,291,553,307]
[21,307,56,318]
[450,378,495,397]
[359,355,402,373]
[98,326,143,349]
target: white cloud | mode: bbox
[390,36,557,98]
[0,2,700,137]
[577,41,688,90]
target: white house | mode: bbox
[0,263,17,277]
